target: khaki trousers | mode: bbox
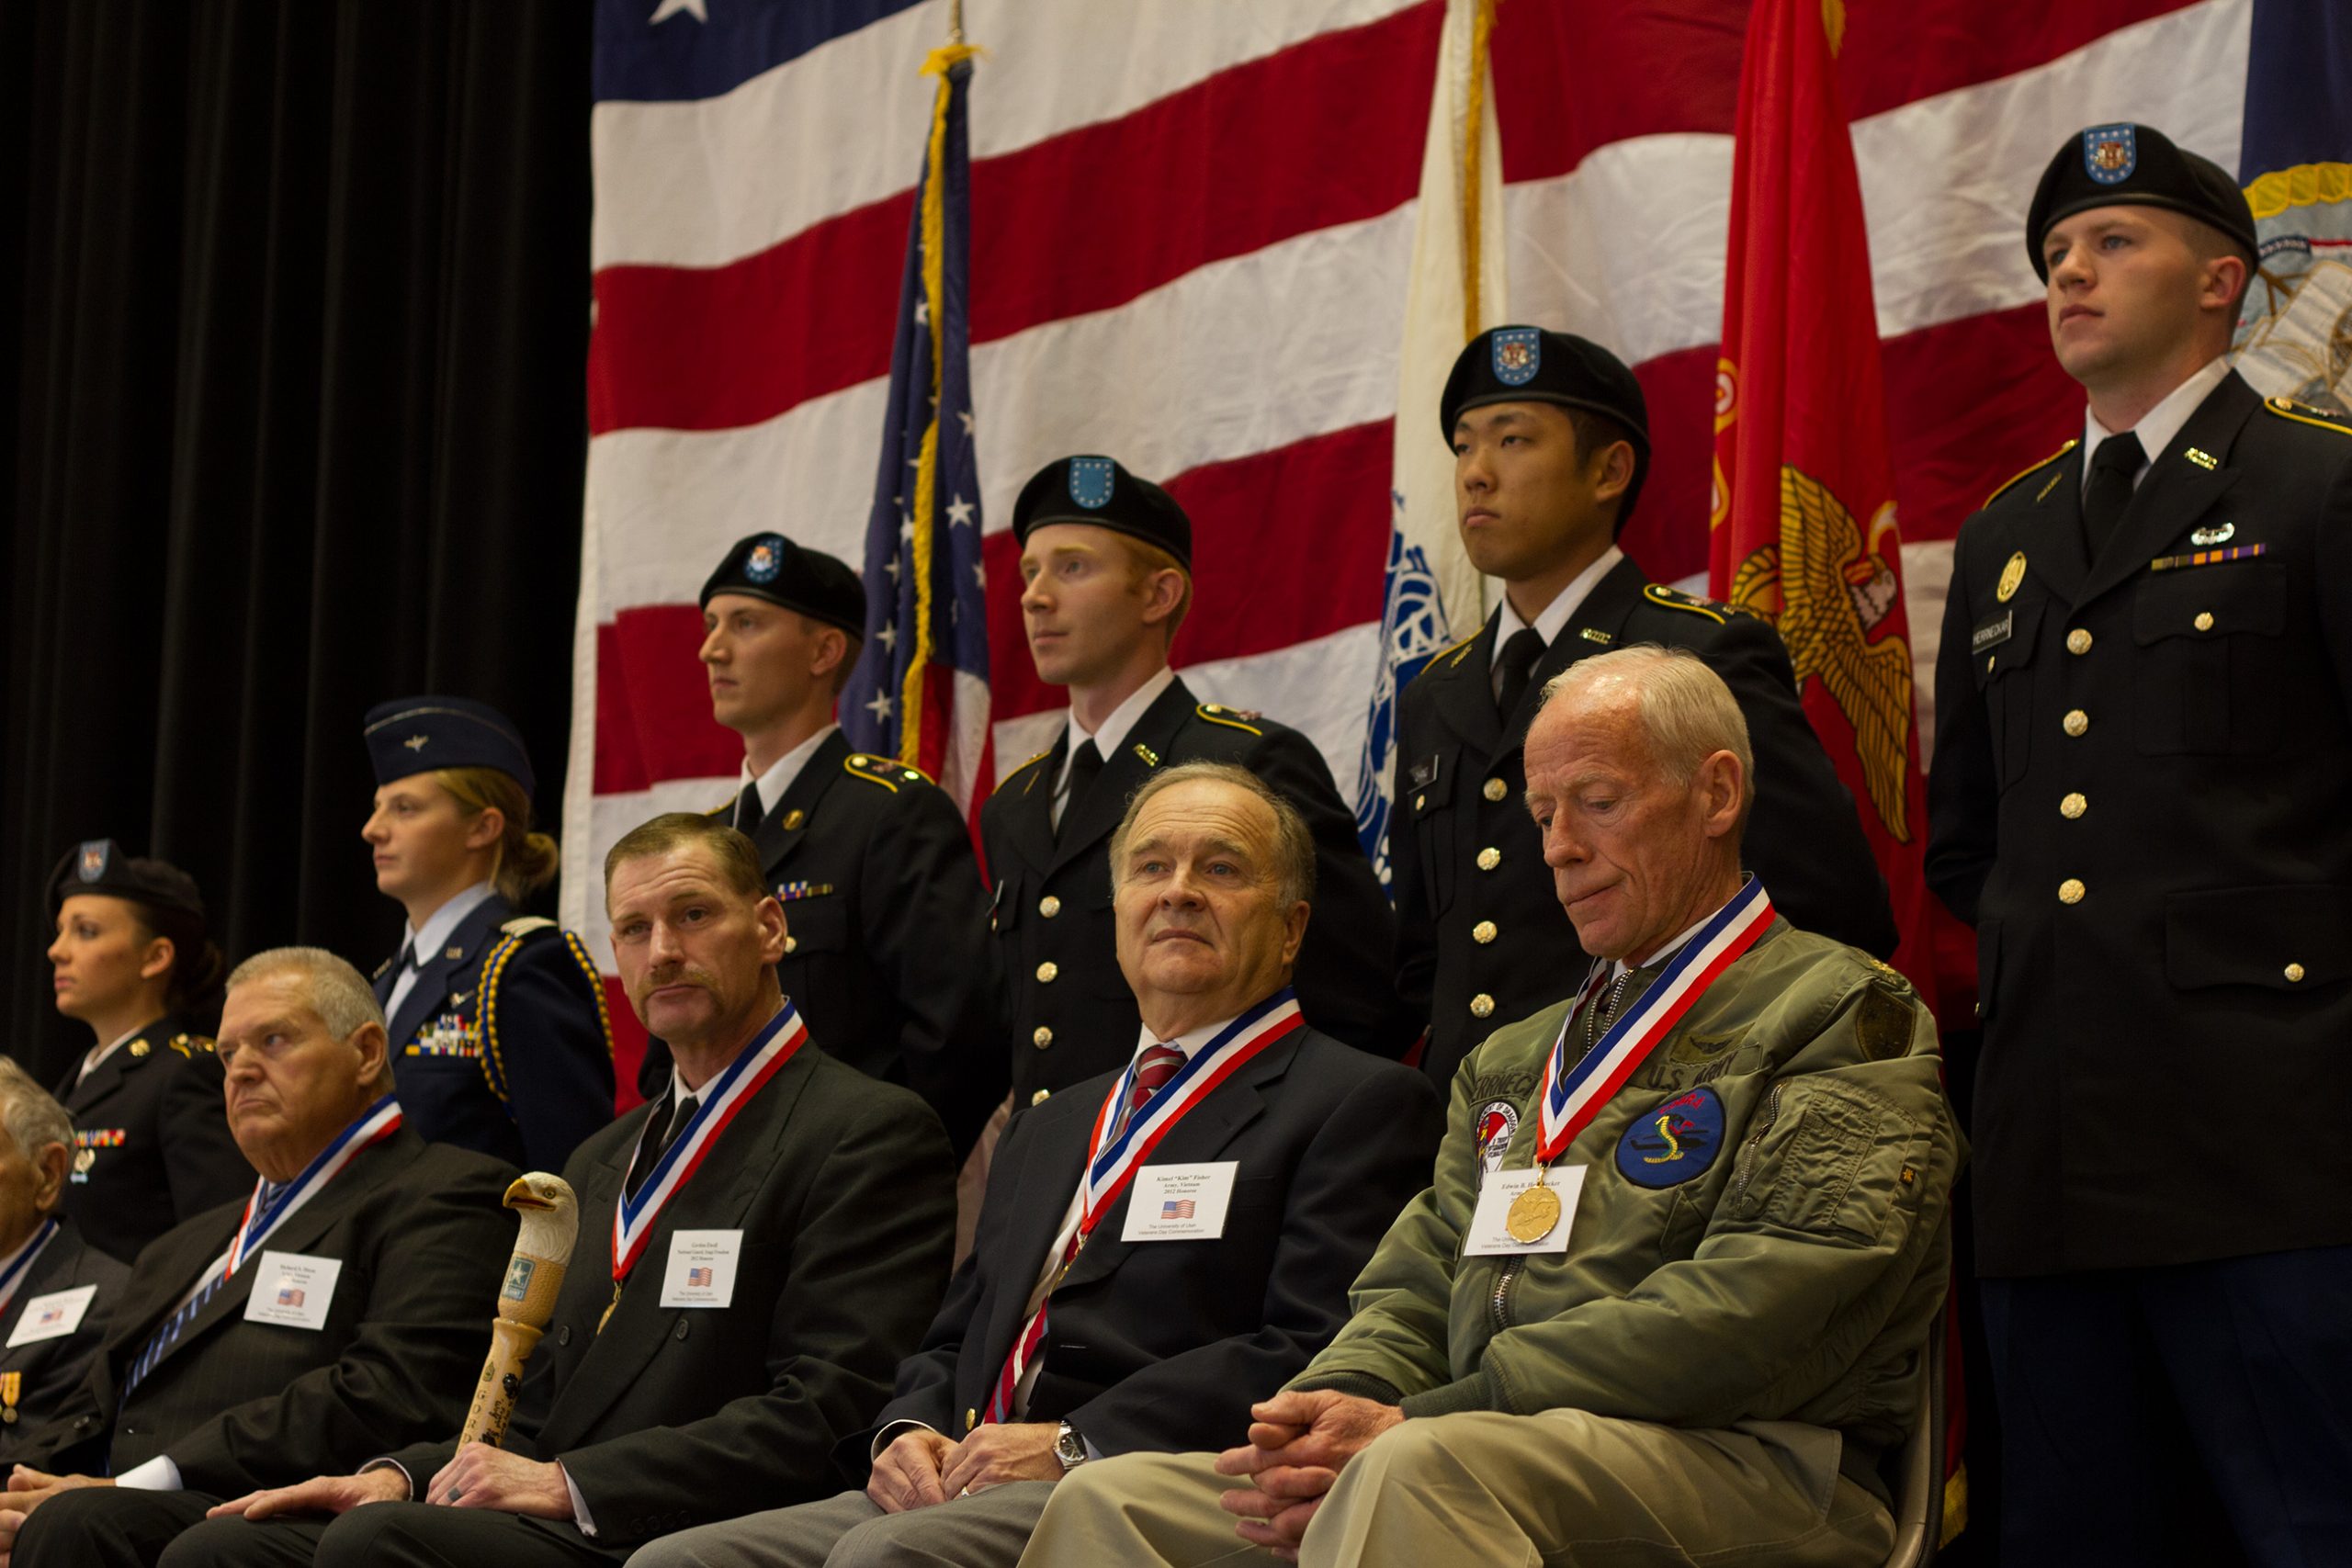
[627,1483,1055,1568]
[1015,1410,1894,1567]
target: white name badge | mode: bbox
[660,1230,743,1308]
[1463,1167,1588,1258]
[1121,1161,1238,1242]
[243,1251,344,1331]
[6,1284,97,1347]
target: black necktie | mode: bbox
[1496,626,1546,721]
[1055,740,1103,840]
[629,1095,698,1198]
[731,781,763,834]
[2082,431,2145,558]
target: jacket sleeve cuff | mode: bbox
[1291,1371,1407,1406]
[1397,1371,1497,1418]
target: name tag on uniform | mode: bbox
[1970,612,2013,654]
[1121,1162,1238,1241]
[243,1251,343,1331]
[660,1230,743,1308]
[1464,1167,1587,1258]
[6,1285,97,1347]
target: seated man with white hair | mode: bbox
[1,947,519,1568]
[0,1058,129,1456]
[1019,645,1963,1568]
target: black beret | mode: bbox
[698,534,868,638]
[364,696,535,797]
[2027,123,2258,281]
[49,839,206,926]
[1441,326,1653,524]
[1010,456,1193,570]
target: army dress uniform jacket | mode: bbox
[53,1017,249,1264]
[1299,918,1960,1474]
[1926,372,2352,1276]
[0,1220,128,1460]
[373,893,614,1173]
[984,678,1409,1106]
[376,1038,956,1549]
[1393,559,1898,1087]
[699,730,1003,1154]
[855,1024,1441,1469]
[21,1129,515,1490]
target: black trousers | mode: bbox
[1982,1243,2352,1568]
[16,1485,220,1568]
[165,1501,633,1567]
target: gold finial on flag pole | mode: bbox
[949,0,965,45]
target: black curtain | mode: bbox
[0,1,592,1085]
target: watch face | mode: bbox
[1055,1427,1087,1467]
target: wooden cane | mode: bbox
[455,1173,579,1450]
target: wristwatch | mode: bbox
[1054,1420,1089,1472]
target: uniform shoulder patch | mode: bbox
[1614,1086,1728,1188]
[1855,970,1922,1063]
[845,752,933,792]
[1641,583,1730,623]
[1982,438,2079,508]
[500,916,559,939]
[2262,394,2352,436]
[994,748,1054,794]
[1196,702,1265,736]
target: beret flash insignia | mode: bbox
[77,841,108,883]
[2082,123,2135,186]
[744,536,785,583]
[1491,326,1541,386]
[1068,456,1115,510]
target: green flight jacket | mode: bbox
[1297,918,1962,1459]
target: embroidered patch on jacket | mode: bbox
[1614,1087,1727,1189]
[1475,1100,1521,1174]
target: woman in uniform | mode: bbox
[43,840,249,1262]
[360,695,614,1171]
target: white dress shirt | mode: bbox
[2081,355,2231,495]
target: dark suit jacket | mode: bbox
[382,1035,957,1547]
[52,1017,249,1263]
[855,1023,1441,1470]
[983,677,1410,1102]
[372,893,615,1172]
[1927,372,2352,1274]
[656,731,1003,1154]
[1393,558,1897,1086]
[21,1128,516,1490]
[0,1220,127,1460]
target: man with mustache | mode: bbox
[1020,647,1960,1567]
[627,763,1439,1568]
[0,948,515,1567]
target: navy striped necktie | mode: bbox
[119,1180,286,1405]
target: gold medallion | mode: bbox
[1996,551,2027,603]
[598,1280,622,1334]
[1504,1182,1562,1245]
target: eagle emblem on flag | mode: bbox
[1491,327,1541,386]
[2082,123,2136,185]
[1726,468,1915,842]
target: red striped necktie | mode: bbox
[1114,1043,1186,1140]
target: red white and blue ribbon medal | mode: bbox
[610,1002,807,1307]
[1510,879,1774,1244]
[224,1094,403,1280]
[984,989,1301,1423]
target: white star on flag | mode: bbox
[877,622,899,650]
[946,494,975,527]
[865,691,894,724]
[649,0,707,21]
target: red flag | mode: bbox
[1709,0,1947,1015]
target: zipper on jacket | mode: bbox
[1487,1256,1526,1334]
[1730,1082,1788,1211]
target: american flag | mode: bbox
[571,0,2343,1084]
[688,1266,714,1287]
[276,1286,305,1309]
[1159,1199,1197,1222]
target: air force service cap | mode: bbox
[2028,123,2259,281]
[698,534,869,638]
[49,840,208,921]
[365,697,535,797]
[1442,326,1654,525]
[1011,456,1193,570]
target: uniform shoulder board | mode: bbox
[845,752,933,792]
[1196,702,1265,735]
[1640,583,1731,623]
[167,1032,216,1057]
[994,748,1054,795]
[2262,394,2352,435]
[1982,438,2079,507]
[500,916,559,938]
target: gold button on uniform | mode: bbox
[2067,628,2092,655]
[2060,793,2086,819]
[2058,878,2086,905]
[2193,611,2214,632]
[2063,709,2089,737]
[1414,793,1426,810]
[2286,963,2307,983]
[1470,993,1496,1019]
[1482,778,1508,802]
[1473,920,1498,944]
[1028,1089,1050,1107]
[1032,1026,1053,1049]
[1036,962,1058,984]
[1038,895,1061,919]
[1476,847,1501,871]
